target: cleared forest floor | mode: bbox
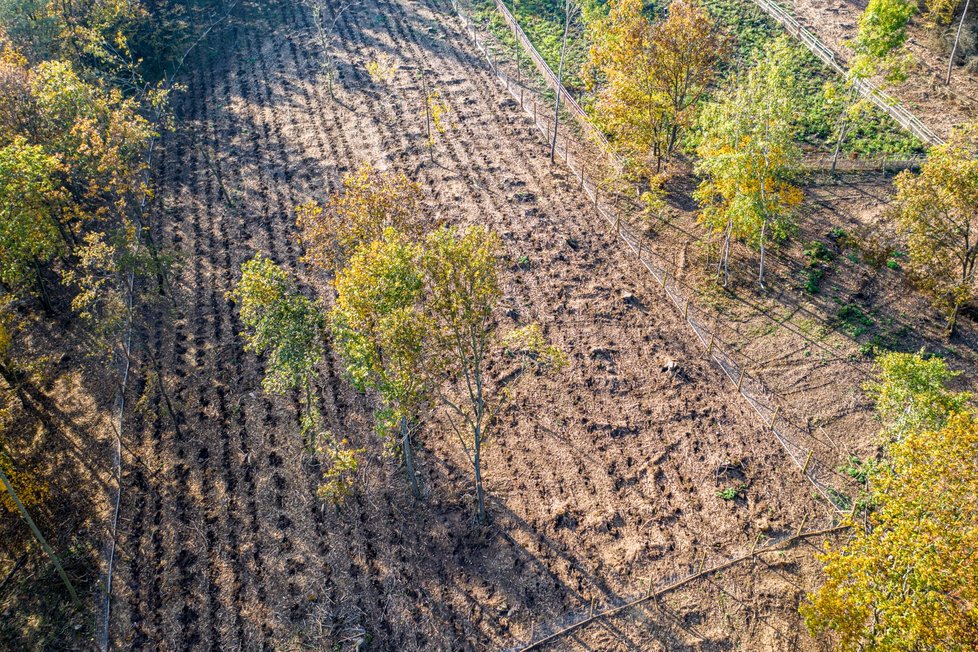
[110,0,845,649]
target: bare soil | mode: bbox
[105,0,856,649]
[0,313,118,649]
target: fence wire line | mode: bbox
[449,1,857,511]
[501,523,847,651]
[748,0,944,147]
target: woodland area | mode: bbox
[0,0,975,649]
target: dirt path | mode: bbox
[110,0,837,648]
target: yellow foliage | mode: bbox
[803,412,978,650]
[296,163,426,273]
[893,122,978,334]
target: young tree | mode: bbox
[296,163,426,274]
[419,71,451,164]
[803,411,978,650]
[587,0,671,177]
[892,123,978,335]
[228,254,325,446]
[587,0,725,180]
[864,350,971,441]
[550,0,577,162]
[0,137,65,303]
[829,0,915,169]
[302,0,358,98]
[648,0,727,155]
[331,229,429,497]
[946,0,971,85]
[422,226,565,523]
[693,37,803,286]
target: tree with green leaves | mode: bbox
[828,0,915,170]
[693,36,803,286]
[803,352,978,650]
[296,163,426,274]
[331,229,428,497]
[229,254,324,445]
[892,123,978,335]
[865,350,971,441]
[422,226,565,523]
[0,137,64,304]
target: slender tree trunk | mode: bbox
[667,123,680,158]
[31,257,54,315]
[304,382,315,451]
[473,421,485,523]
[758,219,767,285]
[947,0,971,85]
[400,416,420,498]
[0,465,80,607]
[421,72,434,163]
[719,218,732,287]
[550,0,571,163]
[831,85,859,173]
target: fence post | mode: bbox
[802,449,814,474]
[737,368,746,392]
[770,406,780,429]
[795,513,809,537]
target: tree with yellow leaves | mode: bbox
[331,229,428,497]
[803,350,978,649]
[296,163,426,274]
[586,0,725,184]
[422,226,566,523]
[693,36,803,286]
[892,123,978,336]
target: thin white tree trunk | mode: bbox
[0,465,79,606]
[947,0,972,85]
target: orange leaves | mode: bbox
[297,163,426,274]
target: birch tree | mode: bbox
[693,37,803,286]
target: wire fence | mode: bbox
[450,0,857,511]
[800,152,924,172]
[501,520,848,651]
[748,0,944,147]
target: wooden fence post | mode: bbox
[802,449,814,474]
[795,513,809,537]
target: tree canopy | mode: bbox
[693,36,803,284]
[893,123,978,334]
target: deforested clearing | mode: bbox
[1,0,976,649]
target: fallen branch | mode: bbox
[518,524,850,651]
